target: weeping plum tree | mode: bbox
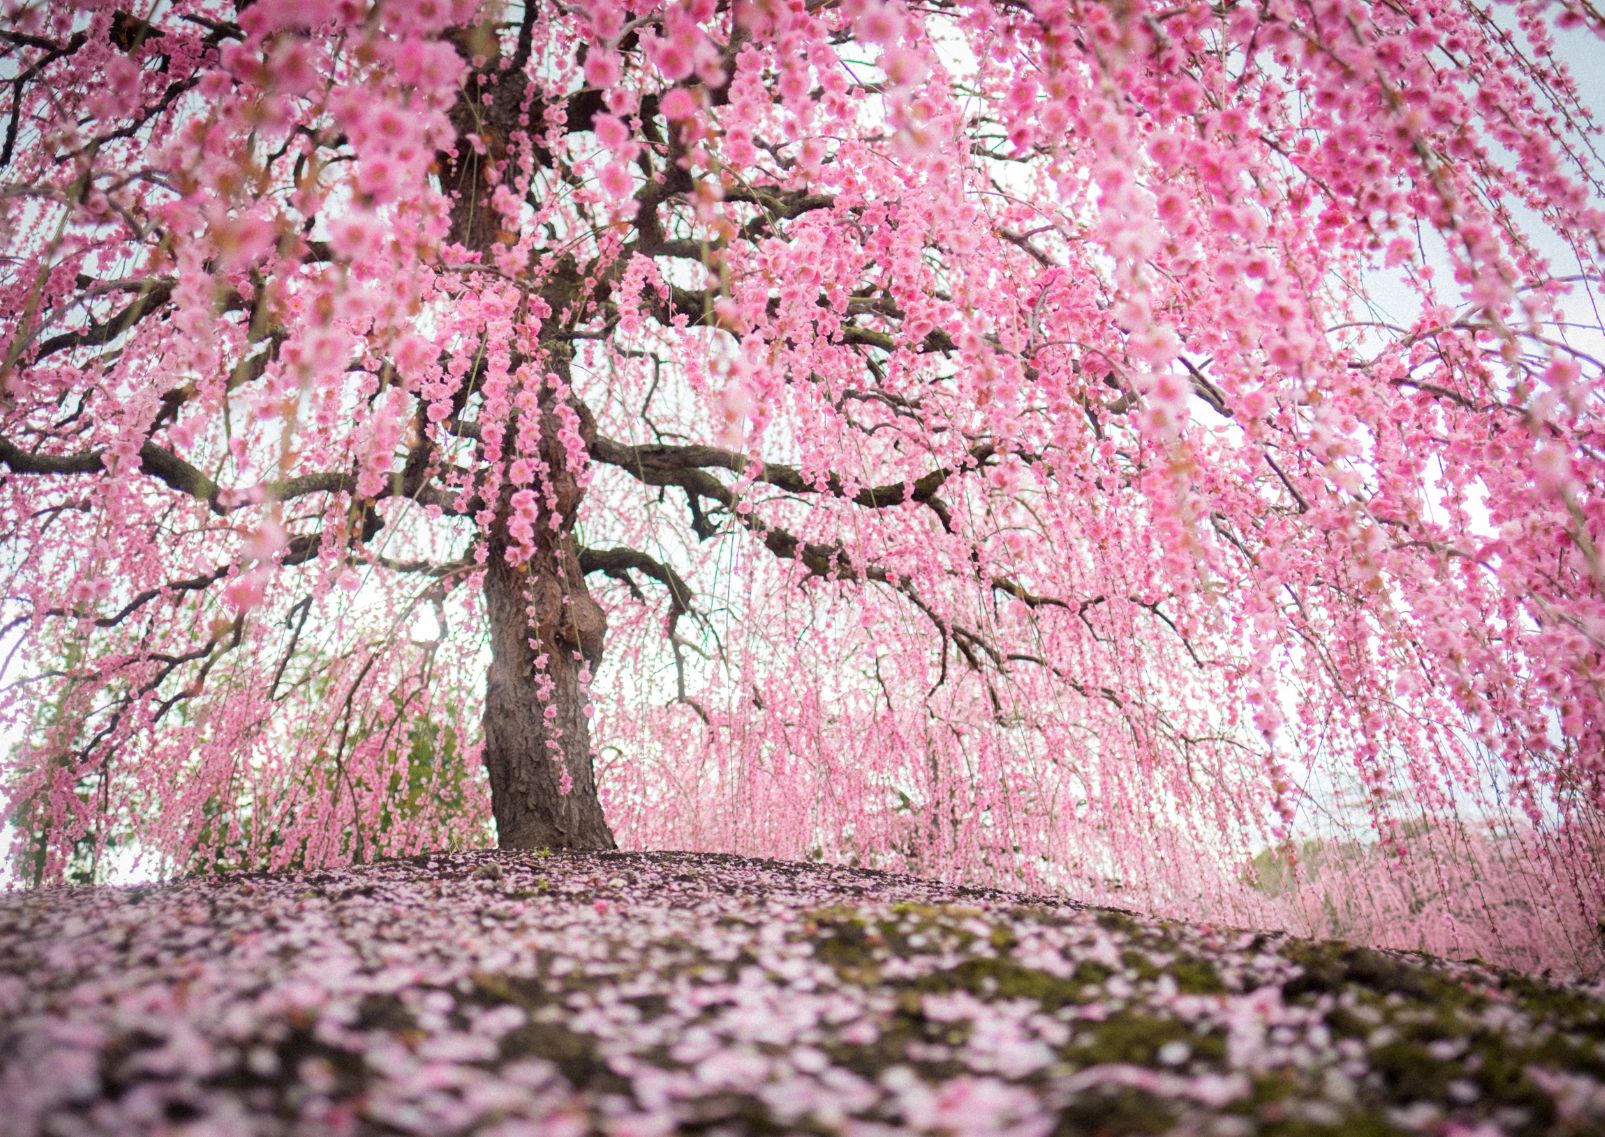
[1,0,1603,943]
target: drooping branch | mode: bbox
[39,534,321,629]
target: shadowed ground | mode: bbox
[1,850,1602,1135]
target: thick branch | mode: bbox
[1,434,367,514]
[591,435,986,522]
[579,545,694,621]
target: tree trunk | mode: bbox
[482,538,616,851]
[478,382,615,852]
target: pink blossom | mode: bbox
[660,86,698,123]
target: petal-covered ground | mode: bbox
[1,851,1602,1136]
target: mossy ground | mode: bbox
[1,851,1601,1136]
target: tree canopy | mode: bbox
[1,0,1602,968]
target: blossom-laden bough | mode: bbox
[0,0,1602,970]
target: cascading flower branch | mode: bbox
[0,0,1601,970]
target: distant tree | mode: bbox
[1,0,1601,932]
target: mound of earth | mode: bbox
[1,850,1602,1136]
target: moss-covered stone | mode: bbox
[1369,1039,1458,1100]
[1095,909,1143,935]
[1067,1009,1226,1067]
[1259,1114,1408,1137]
[1120,946,1228,995]
[910,956,1092,1009]
[1500,971,1605,1038]
[1280,940,1478,1007]
[1170,954,1229,995]
[1051,1086,1177,1135]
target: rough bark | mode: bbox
[480,373,614,850]
[449,41,615,851]
[481,529,616,851]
